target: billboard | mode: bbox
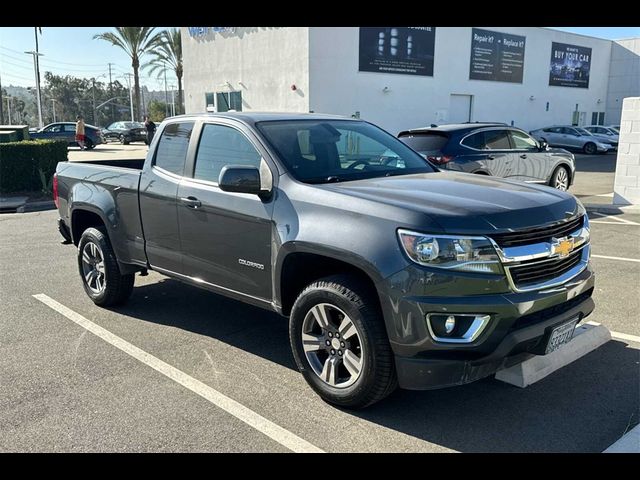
[469,28,526,83]
[359,27,436,77]
[549,42,592,88]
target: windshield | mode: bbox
[256,120,436,184]
[123,122,144,129]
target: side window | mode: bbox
[194,124,262,183]
[154,121,194,176]
[483,130,511,150]
[461,132,485,149]
[510,131,538,150]
[64,124,77,132]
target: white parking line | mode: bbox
[589,213,640,226]
[586,321,640,344]
[591,254,640,263]
[33,293,324,454]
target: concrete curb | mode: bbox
[16,201,56,213]
[604,424,640,453]
[584,203,640,214]
[495,324,611,388]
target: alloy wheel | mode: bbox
[301,303,364,388]
[554,168,568,191]
[81,241,106,294]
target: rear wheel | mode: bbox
[583,142,597,154]
[78,227,134,306]
[289,274,397,409]
[119,134,130,145]
[84,138,94,150]
[550,165,570,191]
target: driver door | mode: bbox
[509,130,548,182]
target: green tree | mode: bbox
[148,99,167,123]
[145,28,183,115]
[93,27,163,121]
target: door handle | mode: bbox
[180,196,202,209]
[487,155,495,160]
[520,154,527,159]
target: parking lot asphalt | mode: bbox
[572,152,617,205]
[0,208,638,452]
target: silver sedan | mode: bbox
[529,125,613,154]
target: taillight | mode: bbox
[427,155,455,165]
[53,173,59,208]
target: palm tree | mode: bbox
[144,28,183,115]
[93,27,162,120]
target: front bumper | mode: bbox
[380,260,595,390]
[596,144,611,152]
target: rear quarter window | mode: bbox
[154,122,195,176]
[398,133,449,154]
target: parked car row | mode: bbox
[529,125,617,154]
[102,121,148,145]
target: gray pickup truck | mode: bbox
[54,113,595,408]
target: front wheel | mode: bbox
[119,134,130,145]
[78,227,134,306]
[550,166,570,191]
[583,142,597,154]
[289,274,397,409]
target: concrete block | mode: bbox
[626,165,640,178]
[494,324,611,388]
[632,120,640,133]
[616,175,639,187]
[0,196,28,212]
[604,424,640,453]
[620,121,632,134]
[617,153,639,165]
[628,143,640,155]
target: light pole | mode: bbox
[122,74,134,122]
[170,85,175,117]
[51,98,56,122]
[5,96,13,125]
[91,74,106,126]
[24,50,44,128]
[163,63,169,117]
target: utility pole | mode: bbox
[108,63,114,122]
[91,78,97,126]
[163,64,169,117]
[51,98,56,122]
[25,50,44,128]
[140,85,145,117]
[124,74,134,122]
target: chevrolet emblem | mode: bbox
[552,237,575,258]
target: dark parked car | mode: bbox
[30,122,104,149]
[54,113,594,408]
[103,121,148,145]
[398,123,576,191]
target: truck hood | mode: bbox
[322,171,581,233]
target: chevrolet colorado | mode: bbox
[54,113,595,408]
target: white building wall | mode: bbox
[606,38,640,126]
[182,27,309,114]
[614,97,640,206]
[308,27,612,135]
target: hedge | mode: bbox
[0,139,68,194]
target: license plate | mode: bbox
[545,318,579,354]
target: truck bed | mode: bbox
[69,158,146,170]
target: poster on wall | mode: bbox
[359,27,436,76]
[548,42,592,88]
[469,28,526,83]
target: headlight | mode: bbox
[398,229,502,274]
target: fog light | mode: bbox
[444,315,456,334]
[426,313,491,344]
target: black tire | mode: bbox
[77,227,134,307]
[84,138,95,150]
[549,165,570,191]
[119,134,130,145]
[583,142,597,154]
[289,274,397,409]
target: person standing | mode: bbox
[144,115,156,146]
[75,115,86,150]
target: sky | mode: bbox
[0,27,176,90]
[1,26,639,89]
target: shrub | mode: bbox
[0,140,68,194]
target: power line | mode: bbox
[0,45,109,67]
[0,59,34,70]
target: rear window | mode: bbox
[154,122,195,176]
[398,133,449,154]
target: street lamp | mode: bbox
[4,95,13,125]
[91,74,107,126]
[120,74,134,122]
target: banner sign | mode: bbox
[469,28,526,83]
[548,42,592,88]
[359,27,436,76]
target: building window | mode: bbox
[205,92,215,109]
[215,91,242,112]
[598,112,605,125]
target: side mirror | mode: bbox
[539,140,549,151]
[218,163,272,198]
